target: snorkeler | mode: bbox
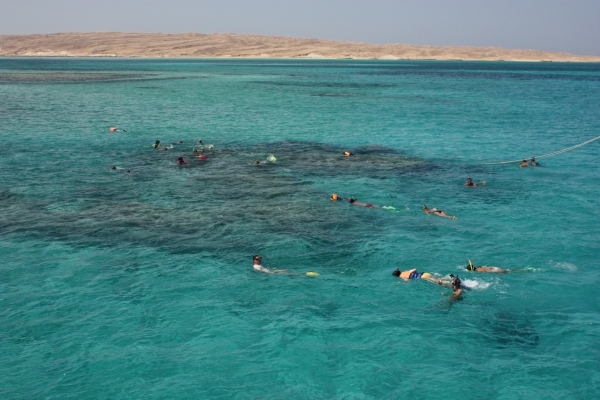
[109,164,125,171]
[177,156,188,165]
[110,127,128,132]
[392,267,437,283]
[153,140,169,150]
[172,140,184,145]
[330,194,395,210]
[530,156,540,166]
[465,177,477,187]
[422,205,457,220]
[439,275,463,299]
[254,160,261,165]
[465,260,531,273]
[342,151,358,157]
[252,255,293,275]
[520,159,529,167]
[198,139,203,145]
[348,198,379,208]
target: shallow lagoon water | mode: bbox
[0,58,599,399]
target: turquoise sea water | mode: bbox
[1,58,599,399]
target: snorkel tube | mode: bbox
[466,260,475,271]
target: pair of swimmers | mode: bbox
[109,164,133,173]
[521,157,540,167]
[392,268,463,298]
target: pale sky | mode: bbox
[0,0,598,56]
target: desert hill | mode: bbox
[1,32,598,62]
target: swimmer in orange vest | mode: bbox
[392,268,438,283]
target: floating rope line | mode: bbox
[484,135,600,165]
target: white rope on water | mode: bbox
[484,135,600,165]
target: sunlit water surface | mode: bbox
[1,58,599,399]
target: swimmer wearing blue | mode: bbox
[392,268,437,283]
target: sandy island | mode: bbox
[0,32,598,62]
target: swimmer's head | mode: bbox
[110,164,116,170]
[349,198,356,203]
[451,275,461,289]
[254,160,261,164]
[155,140,160,145]
[392,268,400,277]
[466,264,475,271]
[198,139,203,144]
[331,194,338,200]
[252,255,262,265]
[177,156,184,161]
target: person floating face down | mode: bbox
[330,194,378,208]
[422,205,457,220]
[465,260,531,273]
[465,260,507,273]
[392,268,437,283]
[342,151,358,157]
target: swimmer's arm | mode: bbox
[436,280,452,288]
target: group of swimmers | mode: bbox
[151,139,213,163]
[392,260,532,299]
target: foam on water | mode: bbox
[1,58,599,399]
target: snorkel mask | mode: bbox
[252,255,262,264]
[466,260,474,271]
[392,268,400,277]
[451,275,460,289]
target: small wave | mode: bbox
[462,279,491,290]
[550,261,577,271]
